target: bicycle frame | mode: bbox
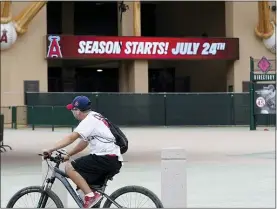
[38,161,123,208]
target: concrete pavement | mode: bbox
[1,127,276,208]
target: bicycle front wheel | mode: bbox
[103,185,164,208]
[6,186,64,208]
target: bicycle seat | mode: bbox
[89,174,114,191]
[105,174,114,181]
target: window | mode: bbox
[47,2,62,34]
[141,3,156,36]
[74,2,118,35]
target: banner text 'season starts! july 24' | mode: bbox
[46,35,239,60]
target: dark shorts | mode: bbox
[71,154,122,186]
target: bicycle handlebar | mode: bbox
[38,149,66,164]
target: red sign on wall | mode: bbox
[46,35,239,60]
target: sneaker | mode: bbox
[83,192,102,208]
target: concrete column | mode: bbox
[161,148,187,208]
[128,61,148,93]
[117,2,148,93]
[133,2,141,36]
[42,161,68,207]
[131,2,148,93]
[225,2,235,92]
[119,62,129,92]
[118,2,131,92]
[226,61,234,92]
[118,2,133,36]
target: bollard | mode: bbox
[42,160,68,207]
[161,147,187,208]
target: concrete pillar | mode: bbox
[117,2,148,93]
[118,2,133,37]
[42,161,68,207]
[161,148,187,208]
[128,61,148,93]
[133,2,141,36]
[226,61,235,92]
[119,62,129,92]
[225,2,235,92]
[118,2,132,93]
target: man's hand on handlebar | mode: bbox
[40,149,70,162]
[62,155,70,162]
[42,149,52,159]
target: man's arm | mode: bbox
[48,132,80,152]
[67,139,88,157]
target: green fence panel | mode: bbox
[52,106,79,126]
[25,92,275,127]
[233,93,250,125]
[26,93,74,105]
[26,93,98,110]
[27,106,53,125]
[97,93,165,126]
[11,106,17,129]
[166,93,233,126]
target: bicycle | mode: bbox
[6,149,164,208]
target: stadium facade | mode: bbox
[1,1,276,106]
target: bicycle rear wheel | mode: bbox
[103,185,163,208]
[6,186,64,208]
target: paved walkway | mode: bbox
[1,127,276,208]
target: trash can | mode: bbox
[0,114,3,145]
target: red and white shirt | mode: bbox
[74,111,123,161]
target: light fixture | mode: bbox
[118,1,129,22]
[97,69,103,72]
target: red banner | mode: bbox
[46,35,239,60]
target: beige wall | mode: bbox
[225,2,275,92]
[1,2,47,108]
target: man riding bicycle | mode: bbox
[43,96,123,208]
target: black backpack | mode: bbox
[93,114,128,154]
[106,119,128,154]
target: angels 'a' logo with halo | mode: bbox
[47,35,63,58]
[0,1,47,51]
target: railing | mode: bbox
[0,113,12,152]
[2,92,275,130]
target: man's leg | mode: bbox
[65,162,92,195]
[66,155,103,208]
